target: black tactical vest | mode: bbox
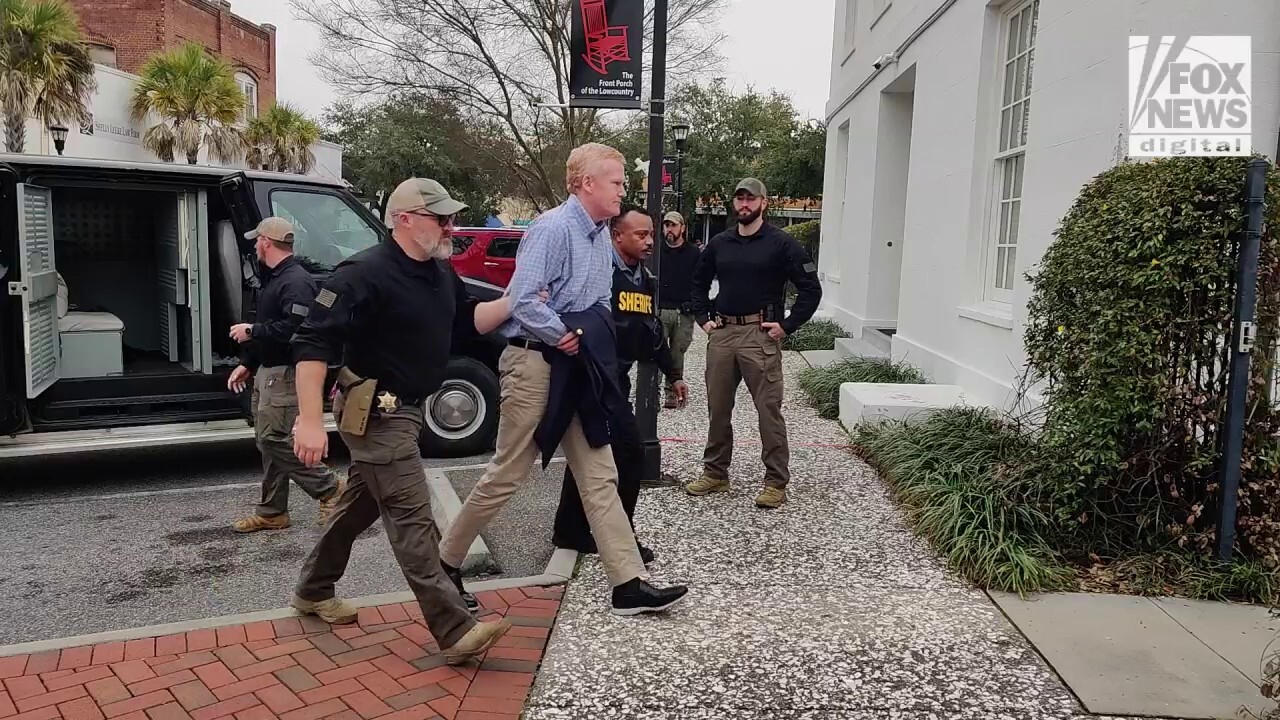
[612,262,662,364]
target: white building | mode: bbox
[819,0,1280,408]
[18,64,343,180]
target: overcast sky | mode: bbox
[233,0,835,123]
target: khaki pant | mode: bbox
[660,310,694,397]
[295,395,474,649]
[439,346,646,586]
[703,323,789,488]
[252,367,337,517]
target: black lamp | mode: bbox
[671,122,690,150]
[49,124,68,156]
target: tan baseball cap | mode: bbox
[386,177,469,216]
[663,211,685,225]
[734,177,768,198]
[244,216,294,243]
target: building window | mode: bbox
[986,0,1037,303]
[843,0,857,54]
[235,72,258,121]
[88,44,116,68]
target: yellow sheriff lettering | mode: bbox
[617,291,653,314]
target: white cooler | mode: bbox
[58,311,125,378]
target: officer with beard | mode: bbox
[687,178,822,510]
[287,178,517,665]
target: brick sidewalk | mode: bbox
[0,585,563,720]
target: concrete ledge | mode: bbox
[839,382,969,427]
[799,349,841,368]
[426,468,496,575]
[834,336,889,360]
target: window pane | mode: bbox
[1004,246,1018,288]
[1021,5,1035,52]
[452,235,474,255]
[995,246,1008,288]
[487,237,521,258]
[1003,59,1017,105]
[1007,13,1021,60]
[998,201,1012,243]
[1000,108,1012,152]
[1008,200,1021,244]
[270,191,382,272]
[1011,100,1025,150]
[1015,55,1028,102]
[1013,154,1025,197]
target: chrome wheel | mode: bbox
[425,380,486,441]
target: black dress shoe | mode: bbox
[610,577,688,616]
[440,561,479,612]
[637,543,656,564]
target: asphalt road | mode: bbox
[0,439,559,646]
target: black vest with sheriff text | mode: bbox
[612,261,662,365]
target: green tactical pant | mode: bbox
[660,309,694,400]
[252,366,338,517]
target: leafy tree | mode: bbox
[322,94,521,226]
[0,0,95,153]
[293,0,727,210]
[245,102,321,174]
[130,42,245,165]
[666,79,824,214]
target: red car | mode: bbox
[449,227,526,288]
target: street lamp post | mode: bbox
[48,124,68,156]
[637,0,670,485]
[671,122,689,215]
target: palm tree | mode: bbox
[0,0,96,154]
[245,103,320,174]
[129,41,244,165]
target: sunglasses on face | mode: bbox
[405,210,457,226]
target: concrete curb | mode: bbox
[425,468,495,575]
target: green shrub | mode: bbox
[784,219,821,262]
[798,356,928,419]
[852,407,1074,595]
[1023,155,1280,565]
[782,318,850,351]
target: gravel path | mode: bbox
[524,328,1108,719]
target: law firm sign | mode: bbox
[1128,35,1251,157]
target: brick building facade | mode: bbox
[65,0,276,117]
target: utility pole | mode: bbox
[636,0,669,485]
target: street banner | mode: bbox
[662,156,679,193]
[569,0,643,109]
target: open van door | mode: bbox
[6,184,59,398]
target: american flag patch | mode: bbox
[291,303,309,316]
[316,288,337,308]
[803,262,817,273]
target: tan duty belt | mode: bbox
[718,312,764,326]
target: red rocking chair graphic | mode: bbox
[580,0,630,74]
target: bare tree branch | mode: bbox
[293,0,726,206]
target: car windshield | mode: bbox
[270,189,382,272]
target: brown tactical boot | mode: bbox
[685,475,730,496]
[291,595,359,625]
[444,619,512,665]
[755,487,787,509]
[317,469,347,526]
[232,513,290,533]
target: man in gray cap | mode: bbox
[227,217,342,534]
[287,177,521,664]
[687,177,822,509]
[657,210,700,409]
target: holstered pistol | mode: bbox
[336,367,377,437]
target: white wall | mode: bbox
[821,0,1280,410]
[20,64,342,179]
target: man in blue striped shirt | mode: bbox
[439,143,689,616]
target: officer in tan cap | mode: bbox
[227,217,343,534]
[286,178,521,664]
[657,210,700,408]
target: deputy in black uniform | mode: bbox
[687,177,822,509]
[287,178,513,665]
[227,217,341,534]
[551,205,688,561]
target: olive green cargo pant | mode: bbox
[660,309,694,401]
[252,366,338,517]
[295,393,474,649]
[703,322,789,488]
